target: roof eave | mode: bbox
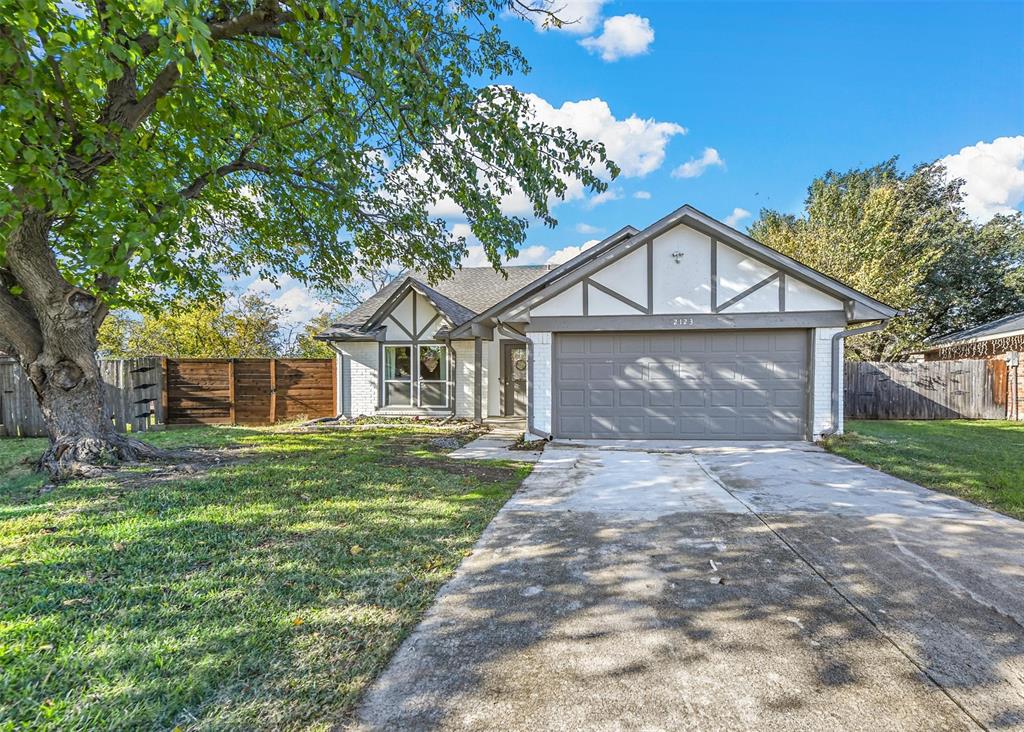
[453,204,898,334]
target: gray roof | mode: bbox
[319,265,553,339]
[927,311,1024,347]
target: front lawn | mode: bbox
[0,426,528,730]
[824,420,1024,519]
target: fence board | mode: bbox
[844,359,1006,420]
[164,358,334,425]
[1,356,162,437]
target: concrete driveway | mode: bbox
[352,443,1024,731]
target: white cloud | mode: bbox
[432,94,684,220]
[455,223,554,268]
[576,222,602,234]
[586,187,623,208]
[580,14,654,62]
[546,238,601,265]
[525,94,686,179]
[524,0,608,34]
[672,148,725,179]
[633,190,651,200]
[724,207,752,228]
[247,274,332,325]
[939,136,1024,222]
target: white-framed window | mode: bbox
[384,345,413,406]
[417,344,449,408]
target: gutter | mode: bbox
[823,320,888,436]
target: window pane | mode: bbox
[386,381,412,405]
[385,346,411,379]
[419,382,446,407]
[419,346,446,381]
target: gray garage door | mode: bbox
[553,330,809,440]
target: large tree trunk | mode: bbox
[30,321,161,479]
[2,209,163,479]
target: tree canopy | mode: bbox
[750,160,1024,360]
[1,0,613,475]
[98,295,339,358]
[1,0,612,315]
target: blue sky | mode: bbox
[260,1,1024,320]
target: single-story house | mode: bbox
[317,204,897,441]
[919,311,1023,420]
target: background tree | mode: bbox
[1,0,613,476]
[99,293,285,357]
[283,311,337,358]
[750,160,1024,360]
[328,265,406,312]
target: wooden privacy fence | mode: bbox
[0,357,334,437]
[165,358,335,426]
[0,357,163,437]
[844,359,1006,420]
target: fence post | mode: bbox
[228,359,236,425]
[269,358,277,424]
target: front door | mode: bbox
[502,342,528,416]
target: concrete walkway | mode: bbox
[449,419,543,463]
[352,444,1024,731]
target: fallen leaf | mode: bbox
[350,545,363,555]
[112,542,125,552]
[292,617,304,626]
[62,598,91,607]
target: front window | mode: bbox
[418,345,448,407]
[384,346,412,405]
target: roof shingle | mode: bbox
[320,265,552,339]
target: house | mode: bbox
[317,204,897,440]
[919,311,1023,420]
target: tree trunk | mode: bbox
[2,209,163,479]
[30,327,161,479]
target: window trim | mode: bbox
[383,345,413,407]
[378,340,454,412]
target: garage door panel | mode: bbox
[589,335,615,353]
[559,389,585,407]
[742,390,769,407]
[774,331,806,351]
[679,389,705,406]
[648,419,677,435]
[710,389,737,406]
[590,389,614,407]
[559,362,586,381]
[740,333,772,351]
[650,390,676,407]
[710,333,740,352]
[559,335,587,354]
[553,330,808,440]
[619,389,644,407]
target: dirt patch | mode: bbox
[381,454,519,482]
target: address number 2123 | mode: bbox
[670,317,695,326]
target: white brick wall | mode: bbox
[528,332,552,435]
[337,342,379,417]
[812,327,842,438]
[452,340,476,419]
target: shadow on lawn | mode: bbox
[0,429,524,730]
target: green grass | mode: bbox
[0,426,529,730]
[824,420,1024,519]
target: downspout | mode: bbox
[823,320,888,437]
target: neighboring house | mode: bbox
[317,204,897,440]
[919,311,1024,420]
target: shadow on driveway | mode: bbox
[350,446,1024,731]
